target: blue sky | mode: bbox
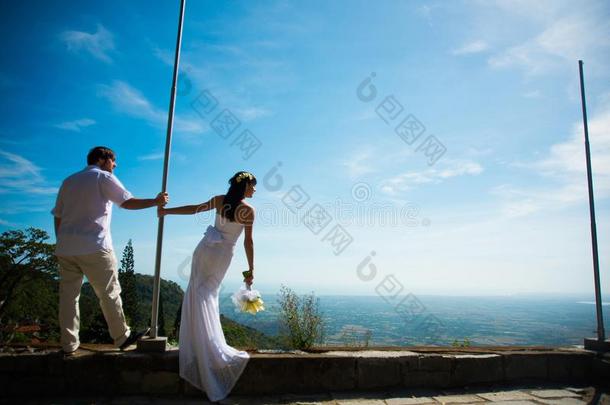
[1,0,609,297]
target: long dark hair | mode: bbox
[221,171,257,222]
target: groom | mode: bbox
[52,146,169,355]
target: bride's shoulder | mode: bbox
[235,202,255,222]
[239,201,255,212]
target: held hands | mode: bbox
[155,192,168,218]
[155,192,169,207]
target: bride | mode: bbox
[158,171,256,401]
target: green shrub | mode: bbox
[451,338,471,348]
[277,285,324,350]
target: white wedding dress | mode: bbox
[179,213,249,401]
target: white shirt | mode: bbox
[52,165,133,256]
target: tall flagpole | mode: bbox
[579,60,609,352]
[140,0,186,351]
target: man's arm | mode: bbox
[121,192,169,210]
[100,172,168,210]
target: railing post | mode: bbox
[137,0,187,352]
[579,60,609,352]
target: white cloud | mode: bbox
[98,81,161,122]
[152,46,201,77]
[153,45,274,124]
[492,182,587,218]
[482,0,567,22]
[235,107,273,121]
[452,40,489,55]
[495,104,610,217]
[437,161,484,178]
[0,150,58,195]
[488,10,610,75]
[137,153,164,161]
[465,146,493,157]
[381,160,483,194]
[416,4,440,22]
[54,118,96,132]
[152,46,174,66]
[522,90,542,99]
[343,149,377,179]
[206,44,245,56]
[0,218,18,227]
[535,110,610,186]
[97,80,205,134]
[60,24,115,63]
[136,152,186,163]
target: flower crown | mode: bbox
[235,172,254,183]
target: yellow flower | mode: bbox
[240,297,265,314]
[236,172,253,183]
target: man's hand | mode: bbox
[155,192,169,207]
[157,206,166,218]
[122,193,169,210]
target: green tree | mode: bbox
[118,240,141,327]
[0,228,57,321]
[158,292,167,336]
[170,302,182,341]
[79,282,112,343]
[277,285,325,350]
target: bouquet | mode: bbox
[231,271,265,315]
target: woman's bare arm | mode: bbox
[158,195,223,216]
[242,206,255,284]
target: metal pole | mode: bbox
[579,60,605,342]
[150,0,186,339]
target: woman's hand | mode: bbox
[157,206,166,218]
[243,270,254,286]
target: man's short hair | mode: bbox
[87,146,116,165]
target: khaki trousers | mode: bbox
[57,249,130,352]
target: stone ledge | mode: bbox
[0,346,607,398]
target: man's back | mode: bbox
[53,165,132,256]
[53,146,164,354]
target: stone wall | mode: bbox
[0,347,608,398]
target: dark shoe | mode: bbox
[119,328,150,351]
